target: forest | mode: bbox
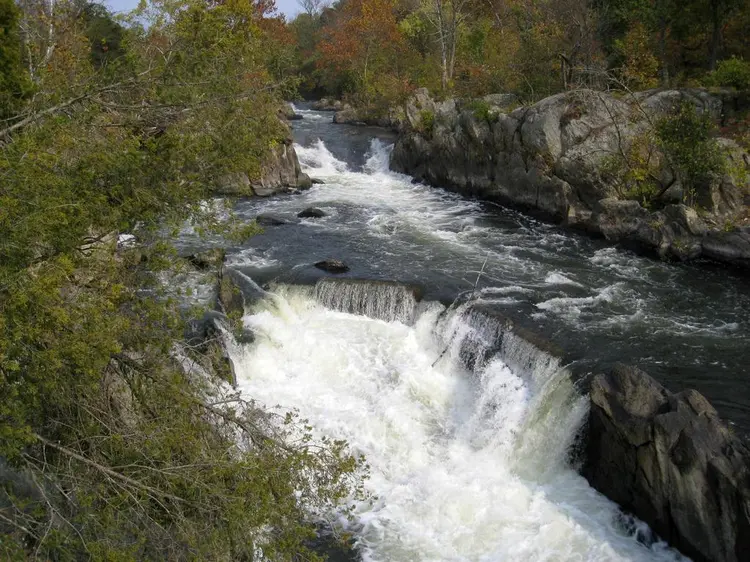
[291,0,750,121]
[1,0,749,559]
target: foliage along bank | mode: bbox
[0,0,367,559]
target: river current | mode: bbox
[177,105,750,561]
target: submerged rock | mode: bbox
[298,207,326,218]
[314,259,349,274]
[584,364,750,562]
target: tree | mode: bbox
[424,0,470,90]
[0,0,31,118]
[0,1,368,558]
[299,0,328,16]
[318,0,408,105]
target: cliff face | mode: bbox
[390,88,750,268]
[585,365,750,562]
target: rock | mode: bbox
[185,310,230,345]
[278,103,302,121]
[217,268,269,317]
[333,107,361,125]
[584,364,750,562]
[312,98,339,111]
[298,207,326,218]
[186,248,226,271]
[214,172,253,196]
[218,270,245,316]
[251,136,312,196]
[482,93,519,109]
[311,178,325,185]
[256,213,290,226]
[390,87,750,270]
[213,131,310,198]
[702,227,750,266]
[314,259,349,274]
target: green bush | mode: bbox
[711,57,750,90]
[465,99,498,123]
[419,109,435,136]
[656,102,726,206]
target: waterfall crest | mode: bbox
[314,278,422,324]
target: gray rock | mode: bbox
[314,259,349,274]
[333,107,361,125]
[312,98,339,111]
[482,93,519,109]
[390,88,750,269]
[278,103,302,121]
[311,178,325,185]
[702,227,750,266]
[251,136,311,196]
[217,268,268,316]
[584,365,750,562]
[215,172,253,196]
[186,248,226,271]
[298,207,326,218]
[185,310,230,345]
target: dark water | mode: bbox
[180,103,750,435]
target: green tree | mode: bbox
[0,1,368,559]
[0,0,31,118]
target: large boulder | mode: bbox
[584,365,750,562]
[252,137,312,196]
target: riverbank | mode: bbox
[388,88,750,271]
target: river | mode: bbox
[179,105,750,560]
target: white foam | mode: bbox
[545,272,585,288]
[231,288,687,562]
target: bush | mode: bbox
[656,102,727,206]
[711,57,750,90]
[465,99,497,123]
[418,109,435,136]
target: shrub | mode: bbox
[656,102,727,206]
[465,99,498,123]
[418,109,435,136]
[711,57,750,90]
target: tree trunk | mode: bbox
[709,2,721,70]
[658,24,670,86]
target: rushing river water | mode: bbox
[177,104,750,560]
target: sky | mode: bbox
[106,0,302,19]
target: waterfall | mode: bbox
[229,281,686,562]
[314,278,421,324]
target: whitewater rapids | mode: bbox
[177,114,750,560]
[229,284,685,561]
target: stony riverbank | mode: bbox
[388,88,750,270]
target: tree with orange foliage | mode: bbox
[317,0,407,106]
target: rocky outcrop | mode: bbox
[584,364,750,562]
[252,138,312,196]
[214,123,311,197]
[391,88,750,268]
[333,106,406,131]
[312,98,345,111]
[278,103,302,121]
